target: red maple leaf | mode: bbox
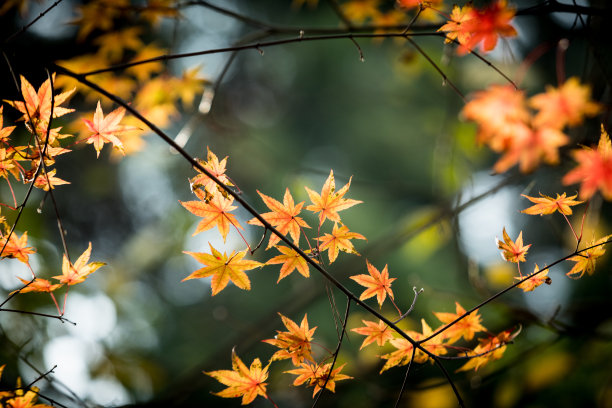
[563,125,612,200]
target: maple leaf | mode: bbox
[380,325,428,373]
[53,242,105,285]
[189,148,233,199]
[521,193,583,216]
[171,66,208,108]
[94,27,143,61]
[457,328,519,372]
[10,277,62,295]
[433,302,486,343]
[0,147,22,181]
[286,361,352,397]
[33,169,70,191]
[566,235,612,279]
[438,4,474,45]
[459,0,517,54]
[83,101,138,158]
[350,260,395,307]
[180,194,242,242]
[205,348,270,405]
[316,223,366,263]
[563,125,612,200]
[491,122,570,173]
[266,245,313,282]
[72,0,129,41]
[183,244,262,295]
[340,0,381,23]
[462,84,529,149]
[515,264,551,292]
[263,313,316,365]
[247,188,310,249]
[496,228,530,263]
[304,170,362,226]
[0,106,16,143]
[5,74,74,125]
[529,77,601,129]
[351,319,394,349]
[0,231,35,264]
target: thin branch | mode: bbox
[0,308,76,324]
[311,299,351,408]
[77,31,445,77]
[393,287,424,324]
[393,345,416,408]
[3,0,65,44]
[404,36,465,101]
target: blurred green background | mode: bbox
[0,1,611,407]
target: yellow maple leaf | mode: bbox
[183,243,262,295]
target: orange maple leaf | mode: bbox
[462,84,529,149]
[515,264,551,292]
[459,0,517,54]
[53,242,105,285]
[263,313,316,365]
[83,101,138,158]
[180,194,242,242]
[350,260,395,307]
[33,169,70,191]
[496,228,530,264]
[266,245,313,282]
[433,302,486,343]
[182,243,262,295]
[351,319,394,349]
[189,147,233,199]
[379,319,447,372]
[4,74,75,125]
[529,77,601,129]
[490,122,570,173]
[316,223,366,263]
[457,328,519,372]
[10,277,62,295]
[563,125,612,200]
[0,106,16,142]
[566,235,612,279]
[438,4,474,45]
[521,193,583,216]
[0,231,35,264]
[205,348,270,405]
[285,362,352,397]
[304,170,361,226]
[247,188,310,249]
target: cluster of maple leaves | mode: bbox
[0,364,53,408]
[1,0,610,406]
[179,145,612,404]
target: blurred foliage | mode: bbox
[0,0,611,407]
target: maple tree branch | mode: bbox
[2,0,65,44]
[393,287,424,324]
[393,345,416,408]
[0,307,75,324]
[55,64,466,407]
[404,36,465,101]
[420,238,612,344]
[311,299,351,408]
[77,31,445,77]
